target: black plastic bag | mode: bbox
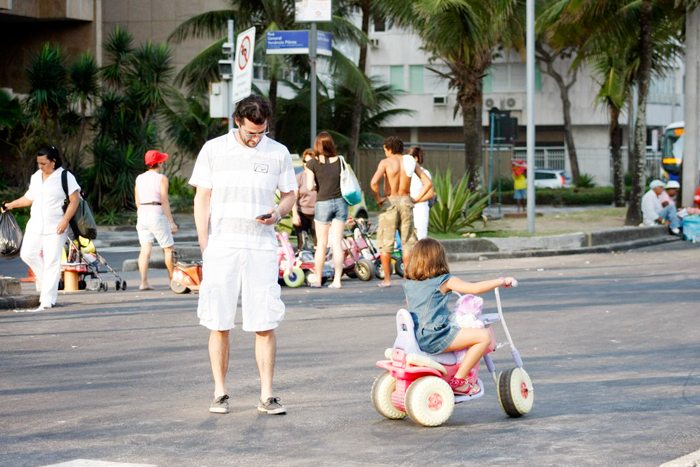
[0,210,23,259]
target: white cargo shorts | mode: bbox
[197,246,284,332]
[136,212,174,248]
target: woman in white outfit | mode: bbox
[407,146,434,240]
[134,150,178,290]
[2,146,80,310]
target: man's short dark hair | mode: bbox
[233,94,273,125]
[383,136,404,155]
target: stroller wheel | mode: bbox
[170,279,189,294]
[115,280,121,290]
[121,281,127,291]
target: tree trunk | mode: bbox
[625,0,653,226]
[269,74,278,138]
[609,104,625,207]
[462,103,481,191]
[560,84,580,180]
[347,0,370,168]
[536,46,580,180]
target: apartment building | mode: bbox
[365,21,684,185]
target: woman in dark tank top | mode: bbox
[304,132,348,289]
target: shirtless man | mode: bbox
[370,136,433,287]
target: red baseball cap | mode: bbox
[145,149,169,166]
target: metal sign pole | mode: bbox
[309,23,317,147]
[526,0,536,233]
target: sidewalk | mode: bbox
[107,207,684,271]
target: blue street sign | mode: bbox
[266,30,332,56]
[317,30,332,57]
[266,31,309,54]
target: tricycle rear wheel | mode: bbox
[371,371,406,420]
[405,376,454,427]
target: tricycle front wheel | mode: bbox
[497,368,534,417]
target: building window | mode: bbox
[372,18,395,33]
[409,65,424,94]
[484,63,542,92]
[390,65,404,92]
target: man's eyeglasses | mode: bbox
[239,125,269,139]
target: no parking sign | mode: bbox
[232,27,256,103]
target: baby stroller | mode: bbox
[59,237,127,292]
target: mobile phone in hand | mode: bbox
[256,213,272,220]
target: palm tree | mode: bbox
[543,0,690,225]
[68,51,100,170]
[381,0,524,191]
[274,77,412,156]
[25,43,69,153]
[0,89,22,130]
[589,43,634,207]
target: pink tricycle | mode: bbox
[371,286,533,427]
[277,231,305,287]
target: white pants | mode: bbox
[20,230,68,307]
[414,202,430,240]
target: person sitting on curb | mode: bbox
[659,180,679,208]
[641,180,681,235]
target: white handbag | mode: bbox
[339,156,362,206]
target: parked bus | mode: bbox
[661,121,684,182]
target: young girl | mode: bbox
[403,238,515,396]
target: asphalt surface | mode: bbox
[1,241,699,466]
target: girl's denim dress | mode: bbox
[403,274,460,354]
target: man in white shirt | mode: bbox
[189,95,297,415]
[641,179,681,235]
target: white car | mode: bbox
[534,169,569,189]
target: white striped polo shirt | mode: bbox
[189,130,297,251]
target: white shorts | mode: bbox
[136,212,174,248]
[197,246,284,332]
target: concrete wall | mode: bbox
[102,0,229,76]
[0,1,101,93]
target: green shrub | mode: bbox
[499,187,615,205]
[574,173,596,188]
[429,168,491,234]
[168,176,194,213]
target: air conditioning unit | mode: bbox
[483,95,501,110]
[503,96,524,110]
[369,38,380,48]
[433,95,448,106]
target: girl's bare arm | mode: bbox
[440,276,514,295]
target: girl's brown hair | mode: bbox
[404,238,450,281]
[302,148,315,162]
[314,132,337,161]
[407,146,424,165]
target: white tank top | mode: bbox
[136,171,165,214]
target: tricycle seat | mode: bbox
[393,309,461,366]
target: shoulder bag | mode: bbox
[338,156,362,206]
[62,169,97,240]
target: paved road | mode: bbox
[1,242,699,466]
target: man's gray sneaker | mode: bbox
[258,396,286,415]
[209,395,229,414]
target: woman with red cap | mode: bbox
[134,149,178,290]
